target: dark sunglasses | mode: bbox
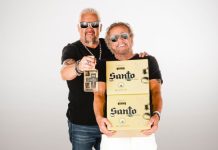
[80,22,100,28]
[110,33,129,42]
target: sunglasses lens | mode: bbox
[80,22,88,28]
[91,22,99,28]
[121,33,129,39]
[110,35,118,42]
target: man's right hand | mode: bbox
[97,117,115,137]
[78,55,96,71]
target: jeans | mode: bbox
[68,121,102,150]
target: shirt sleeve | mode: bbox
[61,44,78,64]
[148,56,163,83]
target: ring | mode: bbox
[87,60,91,65]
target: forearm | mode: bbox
[60,64,78,80]
[94,94,105,124]
[141,79,163,136]
[60,59,79,80]
[142,88,162,135]
[94,82,115,136]
[152,91,163,113]
[150,79,163,113]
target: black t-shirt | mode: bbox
[61,38,113,125]
[96,54,163,116]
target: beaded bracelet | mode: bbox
[75,60,83,76]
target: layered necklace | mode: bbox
[83,41,102,60]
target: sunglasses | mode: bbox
[110,33,129,42]
[80,22,100,28]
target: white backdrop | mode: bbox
[1,0,218,150]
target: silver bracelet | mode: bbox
[153,111,161,120]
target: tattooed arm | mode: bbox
[60,56,97,80]
[60,59,78,80]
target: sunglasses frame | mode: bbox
[80,21,100,28]
[110,33,129,42]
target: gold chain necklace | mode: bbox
[83,42,102,60]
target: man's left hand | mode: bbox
[141,114,159,136]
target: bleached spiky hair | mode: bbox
[79,8,101,22]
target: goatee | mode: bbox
[85,38,98,46]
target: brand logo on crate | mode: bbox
[110,106,137,117]
[109,71,135,81]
